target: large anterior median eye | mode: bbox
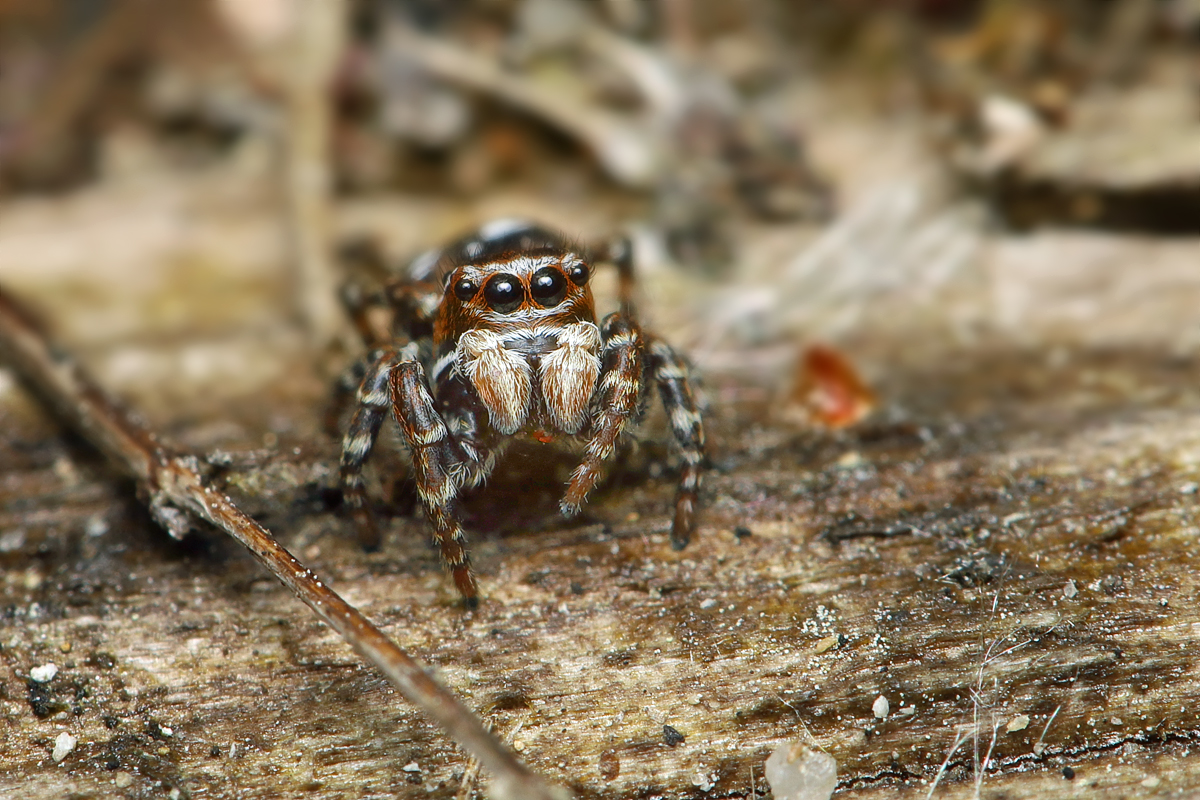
[530,267,567,307]
[484,273,524,312]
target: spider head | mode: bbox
[447,258,589,313]
[436,240,595,342]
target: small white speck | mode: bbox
[1181,482,1198,495]
[161,726,173,737]
[402,761,421,773]
[169,788,181,800]
[86,516,109,537]
[1007,714,1030,732]
[52,732,77,763]
[872,695,890,719]
[1063,580,1078,599]
[30,663,58,683]
[700,598,717,610]
[114,772,134,788]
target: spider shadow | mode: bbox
[441,439,668,542]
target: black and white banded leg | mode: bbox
[339,347,402,551]
[647,339,705,550]
[387,358,480,604]
[561,312,645,517]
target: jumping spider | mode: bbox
[338,220,705,604]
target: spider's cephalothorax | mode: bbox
[338,220,705,605]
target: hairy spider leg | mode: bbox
[599,235,637,315]
[646,339,706,549]
[340,346,492,603]
[340,347,401,550]
[385,281,441,342]
[329,276,443,435]
[387,358,481,604]
[560,312,645,517]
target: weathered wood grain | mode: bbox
[3,339,1200,799]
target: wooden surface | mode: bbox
[2,132,1200,800]
[5,322,1200,800]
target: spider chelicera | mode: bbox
[337,220,705,605]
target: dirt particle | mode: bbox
[814,635,839,654]
[663,724,686,747]
[86,652,117,670]
[872,696,890,719]
[1006,714,1030,732]
[1062,766,1076,780]
[599,749,620,780]
[52,732,77,763]
[26,679,62,718]
[29,663,58,683]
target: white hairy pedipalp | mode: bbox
[539,321,601,434]
[456,329,532,435]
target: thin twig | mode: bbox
[0,285,569,800]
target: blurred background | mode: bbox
[0,0,1195,410]
[0,0,1197,433]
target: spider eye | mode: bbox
[566,262,589,286]
[530,267,567,307]
[483,273,524,313]
[453,277,478,301]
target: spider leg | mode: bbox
[596,235,637,315]
[561,312,645,518]
[333,277,442,436]
[388,359,480,604]
[646,339,705,549]
[384,280,441,342]
[340,347,403,550]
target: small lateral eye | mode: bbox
[566,262,589,286]
[530,267,567,307]
[453,277,478,301]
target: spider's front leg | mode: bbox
[340,346,480,603]
[560,311,645,518]
[388,361,480,603]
